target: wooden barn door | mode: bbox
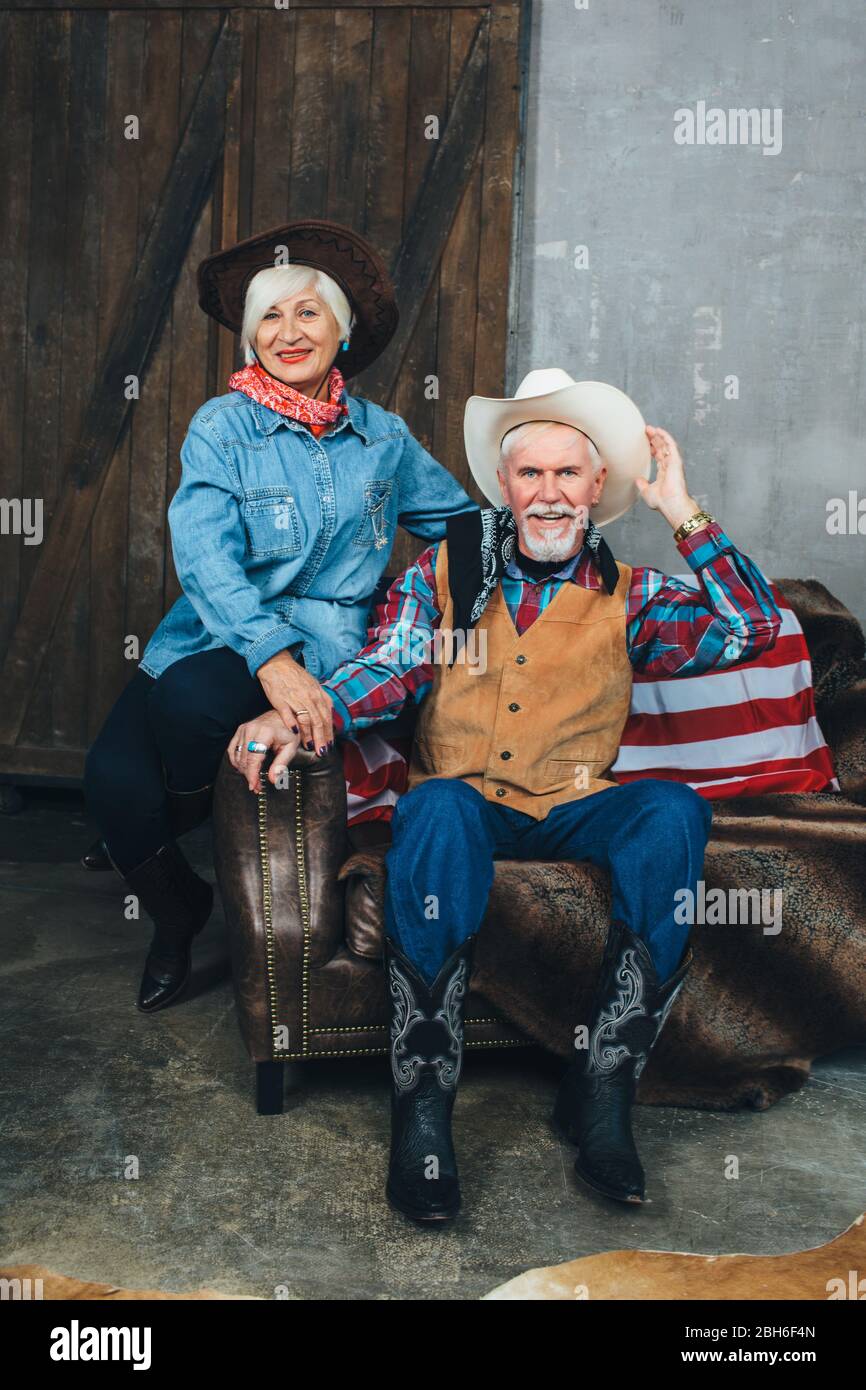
[0,1,530,784]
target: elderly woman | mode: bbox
[84,219,478,1014]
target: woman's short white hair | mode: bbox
[241,265,354,365]
[499,419,602,475]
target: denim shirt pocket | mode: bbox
[352,478,394,551]
[243,486,302,558]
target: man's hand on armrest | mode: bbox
[227,710,302,793]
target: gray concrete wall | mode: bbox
[511,0,865,625]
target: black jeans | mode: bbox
[84,647,274,874]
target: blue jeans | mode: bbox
[383,777,714,986]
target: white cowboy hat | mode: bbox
[463,368,652,526]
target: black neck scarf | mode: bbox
[445,505,620,665]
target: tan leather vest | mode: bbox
[406,538,634,820]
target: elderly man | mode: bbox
[232,369,782,1224]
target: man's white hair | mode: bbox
[241,265,354,365]
[499,419,602,475]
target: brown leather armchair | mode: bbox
[212,577,866,1116]
[212,734,527,1114]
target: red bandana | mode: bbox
[228,361,349,435]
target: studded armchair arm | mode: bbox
[212,747,350,1062]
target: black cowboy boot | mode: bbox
[553,919,693,1203]
[81,838,112,870]
[121,842,214,1014]
[82,782,214,872]
[384,935,473,1223]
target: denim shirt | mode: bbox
[139,388,479,682]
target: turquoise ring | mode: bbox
[247,740,268,754]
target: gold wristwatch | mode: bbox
[672,509,715,544]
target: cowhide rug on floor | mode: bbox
[5,1216,863,1300]
[484,1212,866,1299]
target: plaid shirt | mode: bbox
[323,521,782,736]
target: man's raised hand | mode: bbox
[636,426,700,530]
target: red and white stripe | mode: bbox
[610,577,838,798]
[343,731,412,826]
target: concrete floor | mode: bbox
[1,787,864,1300]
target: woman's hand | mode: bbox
[228,710,302,792]
[636,426,701,531]
[255,650,335,755]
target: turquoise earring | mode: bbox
[341,338,350,351]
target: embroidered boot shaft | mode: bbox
[384,935,474,1223]
[553,919,693,1203]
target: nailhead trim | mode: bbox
[260,1039,529,1062]
[309,1020,506,1033]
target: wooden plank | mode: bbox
[387,4,450,574]
[18,11,70,749]
[0,13,34,655]
[50,9,108,750]
[360,4,410,542]
[164,8,223,614]
[0,745,85,779]
[213,8,246,395]
[357,11,488,406]
[124,9,182,662]
[364,6,409,258]
[432,7,484,499]
[505,0,532,392]
[359,4,409,546]
[235,4,258,243]
[473,1,520,398]
[327,7,373,228]
[0,14,239,749]
[87,11,144,742]
[250,8,296,231]
[287,7,334,219]
[393,5,449,425]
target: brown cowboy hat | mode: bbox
[196,219,398,380]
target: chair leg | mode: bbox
[282,1062,304,1095]
[256,1060,285,1115]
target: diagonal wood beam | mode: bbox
[0,15,240,745]
[359,11,490,404]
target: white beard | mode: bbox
[519,512,583,562]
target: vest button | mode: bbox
[508,703,520,712]
[495,787,507,797]
[515,654,527,665]
[500,750,512,760]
